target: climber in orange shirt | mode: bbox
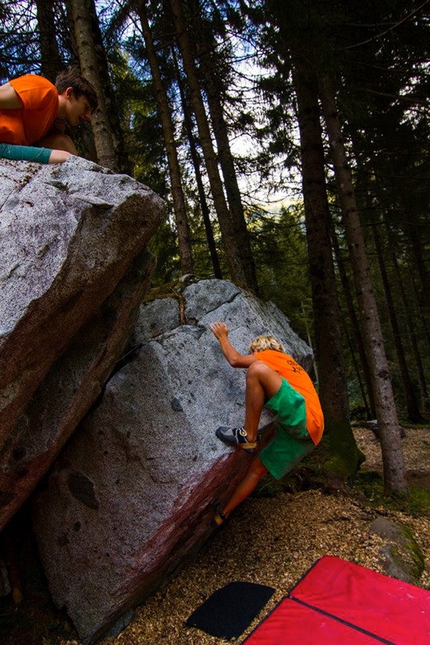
[210,322,324,527]
[0,68,98,164]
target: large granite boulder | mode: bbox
[34,279,313,644]
[0,157,165,529]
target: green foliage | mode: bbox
[107,49,169,193]
[0,1,39,81]
[147,221,181,285]
[248,202,313,340]
[347,379,367,410]
[188,212,225,280]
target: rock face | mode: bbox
[0,157,165,529]
[33,279,313,644]
[370,517,425,583]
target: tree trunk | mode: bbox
[69,0,122,172]
[169,0,253,291]
[372,222,423,423]
[319,73,408,495]
[35,0,62,82]
[137,1,193,276]
[292,60,363,478]
[171,47,222,278]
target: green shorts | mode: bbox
[259,378,315,480]
[0,143,52,164]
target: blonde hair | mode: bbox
[249,334,285,354]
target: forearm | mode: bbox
[210,322,256,368]
[217,336,244,367]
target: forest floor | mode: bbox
[1,426,430,645]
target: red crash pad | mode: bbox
[243,598,380,644]
[243,556,430,645]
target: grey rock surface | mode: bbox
[0,157,165,529]
[0,248,156,530]
[34,279,314,644]
[0,156,165,444]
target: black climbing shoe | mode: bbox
[215,426,257,454]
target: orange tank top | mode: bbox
[254,349,324,445]
[0,75,58,145]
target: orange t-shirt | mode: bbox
[0,75,58,145]
[254,349,324,445]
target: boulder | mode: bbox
[0,248,156,529]
[33,279,313,644]
[0,157,165,529]
[370,516,425,583]
[0,156,165,443]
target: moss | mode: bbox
[404,487,430,516]
[353,470,385,500]
[385,523,425,582]
[142,278,195,304]
[320,419,366,479]
[322,454,354,478]
[352,471,430,517]
[399,525,425,577]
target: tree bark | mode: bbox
[319,73,408,495]
[69,0,122,172]
[137,1,193,276]
[35,0,62,82]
